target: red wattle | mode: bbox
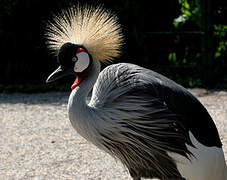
[71,76,83,90]
[71,74,86,90]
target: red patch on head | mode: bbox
[76,48,86,54]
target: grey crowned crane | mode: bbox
[46,4,227,180]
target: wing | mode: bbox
[90,63,221,148]
[88,63,222,178]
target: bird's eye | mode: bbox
[72,57,78,62]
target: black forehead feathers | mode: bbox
[57,43,78,64]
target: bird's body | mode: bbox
[68,61,227,180]
[46,4,227,180]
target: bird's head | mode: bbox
[46,43,93,89]
[45,4,123,89]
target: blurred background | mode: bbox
[0,0,226,92]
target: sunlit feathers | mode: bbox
[45,4,123,62]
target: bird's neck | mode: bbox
[67,60,101,138]
[68,60,101,106]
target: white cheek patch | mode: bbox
[74,52,90,73]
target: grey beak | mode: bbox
[46,66,73,83]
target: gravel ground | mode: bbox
[0,89,226,180]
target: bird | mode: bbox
[45,4,227,180]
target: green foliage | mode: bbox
[214,24,227,60]
[174,0,202,28]
[168,52,177,64]
[175,0,191,25]
[170,0,227,88]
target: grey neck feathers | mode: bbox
[67,60,101,140]
[69,60,101,106]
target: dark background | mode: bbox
[0,0,226,92]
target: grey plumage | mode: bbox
[67,61,221,179]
